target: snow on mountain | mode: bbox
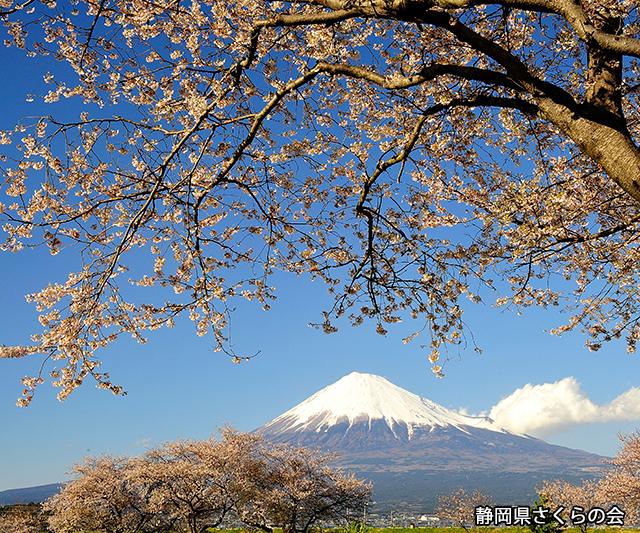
[259,372,502,439]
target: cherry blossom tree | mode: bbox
[133,428,265,533]
[599,430,640,523]
[0,513,33,533]
[44,454,158,533]
[539,479,605,533]
[235,443,372,533]
[4,0,640,402]
[0,505,43,533]
[435,487,492,531]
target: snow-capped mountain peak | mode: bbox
[259,372,499,439]
[255,372,607,510]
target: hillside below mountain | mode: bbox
[0,483,63,506]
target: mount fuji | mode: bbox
[255,372,607,511]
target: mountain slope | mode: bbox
[0,483,63,506]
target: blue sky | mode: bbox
[2,29,640,494]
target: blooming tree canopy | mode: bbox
[133,428,265,533]
[235,443,372,533]
[44,454,158,533]
[599,430,640,522]
[2,0,640,403]
[44,429,371,533]
[435,487,493,531]
[539,478,605,533]
[0,505,43,533]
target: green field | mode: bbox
[3,510,637,533]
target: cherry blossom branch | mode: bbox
[79,0,107,70]
[318,61,525,92]
[0,0,36,16]
[196,66,325,205]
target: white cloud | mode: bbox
[487,377,640,438]
[127,438,152,449]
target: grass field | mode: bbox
[209,527,640,533]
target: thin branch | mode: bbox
[79,0,107,70]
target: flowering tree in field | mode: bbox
[540,430,640,528]
[599,430,640,523]
[4,0,640,402]
[235,443,372,533]
[539,478,604,533]
[133,428,264,533]
[44,454,158,533]
[435,487,492,531]
[0,505,43,533]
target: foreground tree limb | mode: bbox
[2,0,640,402]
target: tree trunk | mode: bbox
[537,96,640,204]
[537,10,640,204]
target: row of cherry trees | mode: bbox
[436,430,640,531]
[44,428,371,533]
